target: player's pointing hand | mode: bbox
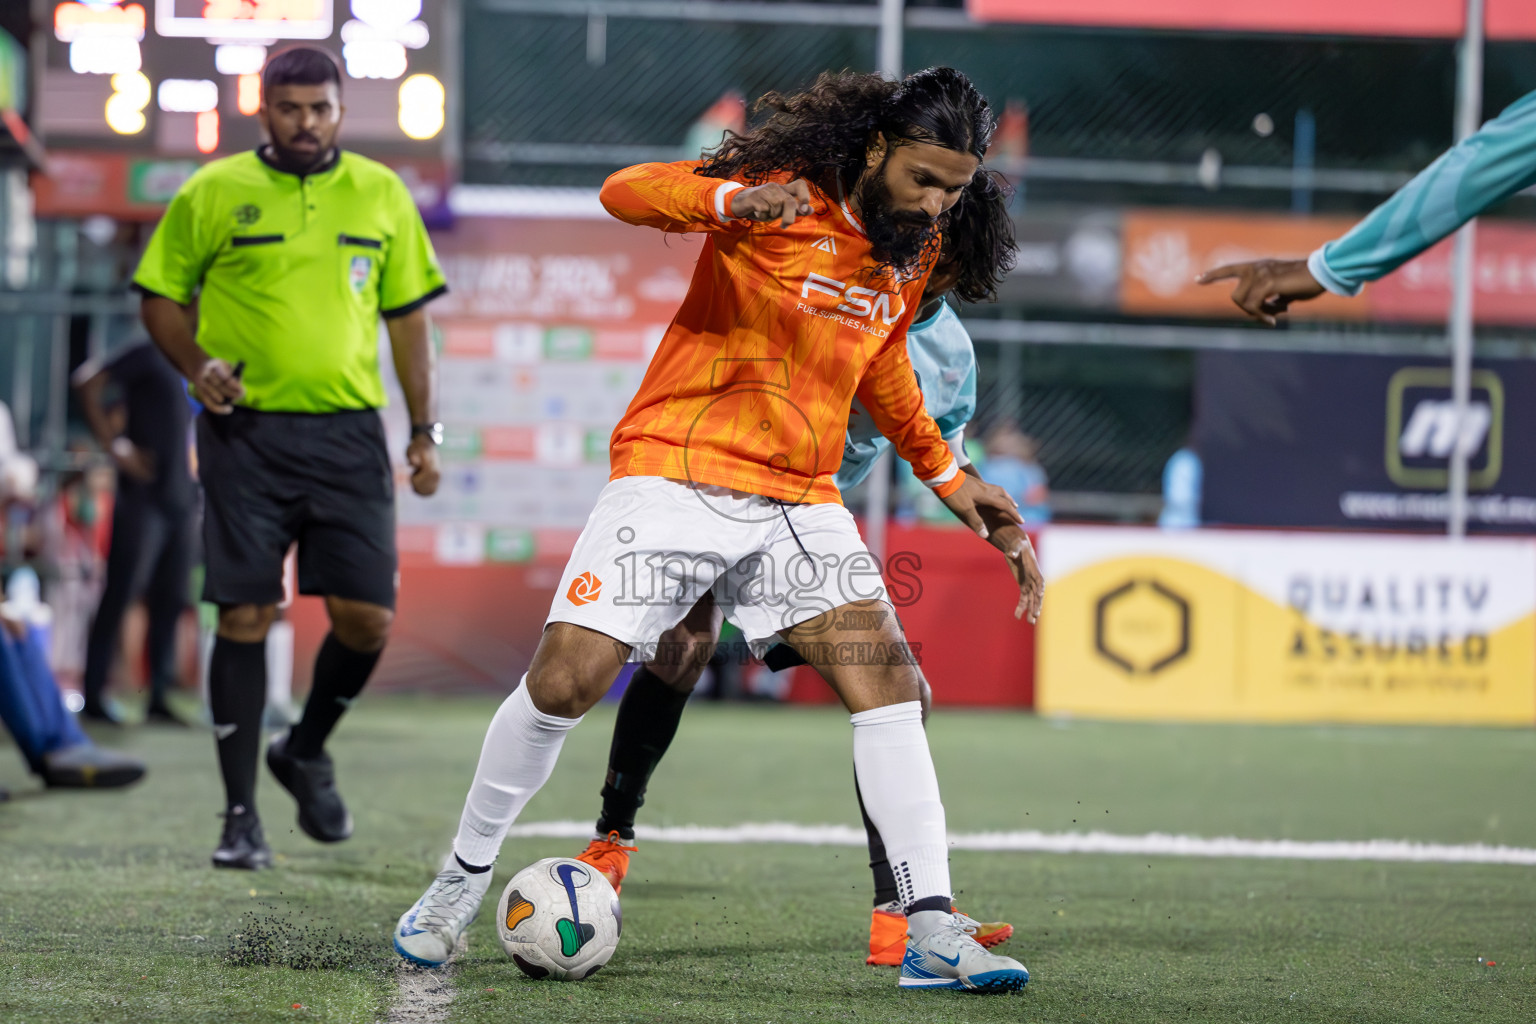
[730,179,814,228]
[1197,258,1326,326]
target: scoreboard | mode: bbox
[34,0,453,217]
[154,0,335,41]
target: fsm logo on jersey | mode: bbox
[1385,367,1504,490]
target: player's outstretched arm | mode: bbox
[600,160,757,233]
[1200,87,1536,325]
[855,330,1022,540]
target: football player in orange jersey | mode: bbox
[575,168,1033,967]
[397,67,1031,994]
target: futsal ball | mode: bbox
[496,857,621,981]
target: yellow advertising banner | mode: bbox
[1038,528,1536,725]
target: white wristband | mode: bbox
[714,181,746,224]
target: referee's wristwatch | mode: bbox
[411,422,444,446]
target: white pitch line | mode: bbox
[505,820,1536,866]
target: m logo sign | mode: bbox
[1386,368,1504,490]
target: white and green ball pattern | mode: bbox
[496,857,621,981]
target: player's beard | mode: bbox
[853,157,939,272]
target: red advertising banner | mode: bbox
[430,216,702,327]
[32,151,453,220]
[1370,222,1536,327]
[1121,208,1536,327]
[967,0,1536,40]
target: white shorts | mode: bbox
[546,476,888,651]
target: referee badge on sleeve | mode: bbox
[349,255,373,293]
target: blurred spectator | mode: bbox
[73,340,195,726]
[1159,446,1203,529]
[0,422,145,790]
[43,460,114,689]
[0,401,40,564]
[982,422,1052,523]
[0,579,146,789]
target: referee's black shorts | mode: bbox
[197,407,398,610]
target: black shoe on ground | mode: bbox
[266,733,353,843]
[212,806,272,870]
[80,699,127,726]
[144,703,192,727]
[41,744,146,788]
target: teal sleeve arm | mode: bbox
[1312,88,1536,295]
[933,360,977,439]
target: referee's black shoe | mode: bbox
[212,806,272,870]
[266,734,354,843]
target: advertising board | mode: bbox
[1194,351,1536,532]
[1038,526,1536,725]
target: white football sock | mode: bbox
[453,679,581,868]
[850,700,951,937]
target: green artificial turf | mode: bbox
[1,697,1533,1023]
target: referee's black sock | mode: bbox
[855,771,901,908]
[287,633,381,758]
[209,637,267,814]
[595,666,691,840]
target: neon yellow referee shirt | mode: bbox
[133,149,448,413]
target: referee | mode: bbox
[134,47,447,870]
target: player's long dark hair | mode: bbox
[942,168,1017,304]
[700,67,993,183]
[697,67,995,275]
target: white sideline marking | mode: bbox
[506,821,1536,866]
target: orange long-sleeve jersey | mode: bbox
[600,161,963,505]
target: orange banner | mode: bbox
[1120,210,1369,320]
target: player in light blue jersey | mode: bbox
[569,169,1043,967]
[1198,87,1536,319]
[839,298,976,492]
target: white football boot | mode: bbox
[898,912,1030,993]
[393,854,495,966]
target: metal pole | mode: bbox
[44,311,69,478]
[440,0,465,169]
[877,0,902,80]
[866,0,902,567]
[1291,108,1315,214]
[1447,0,1484,538]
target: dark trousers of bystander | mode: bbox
[82,484,194,714]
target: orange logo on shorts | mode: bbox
[567,572,602,605]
